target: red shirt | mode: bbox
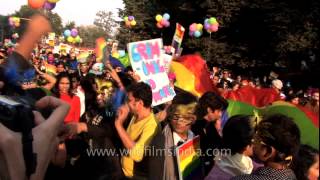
[60,93,80,124]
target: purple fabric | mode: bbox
[205,165,233,180]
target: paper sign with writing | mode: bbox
[128,38,175,106]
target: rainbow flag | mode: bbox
[176,136,203,180]
[225,100,319,149]
[95,37,107,63]
[44,62,57,76]
[170,54,218,97]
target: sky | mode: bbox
[0,0,124,25]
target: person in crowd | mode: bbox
[53,72,81,124]
[305,89,319,115]
[149,91,200,180]
[232,114,300,180]
[211,75,220,88]
[115,82,159,179]
[291,144,319,180]
[286,94,300,106]
[192,92,228,175]
[205,115,256,180]
[70,73,85,117]
[56,61,66,74]
[0,14,70,180]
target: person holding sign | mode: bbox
[148,91,201,180]
[115,82,160,179]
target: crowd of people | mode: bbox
[0,14,319,180]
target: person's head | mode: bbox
[286,94,300,105]
[47,52,54,64]
[211,75,220,87]
[222,69,230,79]
[69,73,80,90]
[253,114,300,167]
[292,145,319,180]
[95,78,114,108]
[223,115,256,156]
[56,61,65,74]
[55,72,72,96]
[196,92,228,122]
[311,90,319,103]
[167,91,198,136]
[272,79,283,92]
[126,82,152,114]
[80,62,89,74]
[231,81,240,91]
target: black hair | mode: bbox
[166,91,198,120]
[53,72,74,97]
[222,115,255,154]
[257,114,301,163]
[291,144,319,180]
[196,92,228,119]
[126,82,152,108]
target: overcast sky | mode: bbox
[0,0,124,25]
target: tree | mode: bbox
[94,10,118,38]
[64,21,76,30]
[78,25,106,47]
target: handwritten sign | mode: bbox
[128,39,175,106]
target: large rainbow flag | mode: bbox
[176,136,203,180]
[225,100,319,149]
[170,54,218,97]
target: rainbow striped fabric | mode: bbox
[176,135,203,180]
[95,37,107,63]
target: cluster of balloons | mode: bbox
[124,16,136,28]
[12,33,19,39]
[189,23,203,38]
[64,28,82,44]
[8,17,20,28]
[204,17,219,33]
[112,50,126,59]
[28,0,60,10]
[155,13,170,29]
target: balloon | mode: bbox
[67,36,74,43]
[188,31,194,37]
[194,31,201,38]
[128,16,134,21]
[125,21,131,27]
[28,0,46,9]
[47,0,60,2]
[124,16,128,21]
[130,20,137,26]
[75,36,81,43]
[43,2,56,10]
[118,50,126,58]
[155,14,162,22]
[196,24,203,31]
[204,23,211,30]
[71,28,78,37]
[189,23,197,32]
[64,29,71,37]
[209,17,217,24]
[163,13,170,20]
[156,22,163,29]
[210,25,218,32]
[164,21,170,28]
[160,19,167,26]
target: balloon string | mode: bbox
[207,32,212,61]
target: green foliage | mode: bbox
[118,0,319,72]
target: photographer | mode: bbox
[0,14,70,180]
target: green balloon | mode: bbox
[209,17,217,24]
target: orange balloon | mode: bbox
[28,0,46,9]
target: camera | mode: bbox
[0,95,35,132]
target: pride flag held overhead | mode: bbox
[170,54,218,97]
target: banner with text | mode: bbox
[128,38,176,106]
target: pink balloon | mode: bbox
[210,25,218,32]
[164,21,170,27]
[189,23,197,32]
[157,22,163,29]
[160,19,166,26]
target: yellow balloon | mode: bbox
[196,24,203,31]
[155,15,162,22]
[67,36,74,43]
[130,20,137,26]
[47,0,60,3]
